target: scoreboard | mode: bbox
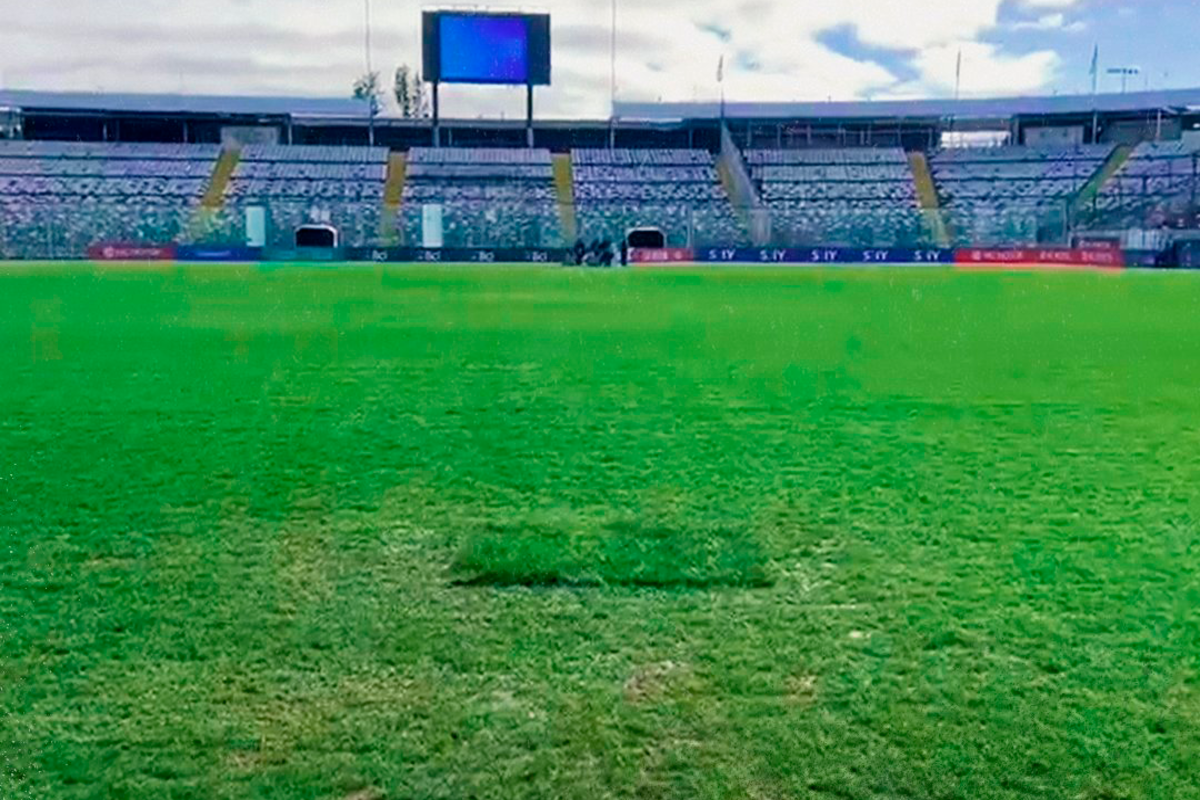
[422,11,551,86]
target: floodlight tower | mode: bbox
[1107,66,1140,94]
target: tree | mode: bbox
[394,66,413,118]
[412,72,430,119]
[353,71,383,111]
[352,71,383,145]
[393,65,429,120]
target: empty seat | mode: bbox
[930,144,1112,245]
[749,148,927,246]
[571,148,746,247]
[1091,140,1200,229]
[398,147,562,248]
[0,141,219,258]
[222,145,390,247]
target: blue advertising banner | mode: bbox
[695,247,955,264]
[344,247,565,263]
[176,245,264,262]
[261,247,346,262]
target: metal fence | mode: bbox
[2,196,1199,259]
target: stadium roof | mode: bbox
[614,87,1200,122]
[0,89,368,119]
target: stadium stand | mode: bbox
[398,147,563,247]
[930,144,1113,245]
[1092,140,1200,228]
[0,141,218,258]
[571,149,747,247]
[3,86,1200,258]
[217,145,389,247]
[747,148,930,246]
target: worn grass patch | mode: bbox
[452,514,773,588]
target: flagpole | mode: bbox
[951,49,962,141]
[718,55,726,128]
[954,49,962,101]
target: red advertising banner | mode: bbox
[630,247,694,264]
[956,248,1029,264]
[1072,248,1125,267]
[955,248,1125,269]
[87,244,177,261]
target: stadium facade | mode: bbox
[1,87,1199,264]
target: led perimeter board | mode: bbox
[422,11,551,86]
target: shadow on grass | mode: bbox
[451,514,774,589]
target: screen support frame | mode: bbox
[526,83,534,148]
[432,81,440,147]
[428,80,534,149]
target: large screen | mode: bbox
[423,11,551,86]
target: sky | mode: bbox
[0,0,1196,119]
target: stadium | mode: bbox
[5,6,1200,800]
[2,79,1200,265]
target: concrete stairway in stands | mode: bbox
[908,152,951,247]
[552,153,577,243]
[1073,144,1133,217]
[718,126,764,244]
[379,152,408,244]
[188,147,240,241]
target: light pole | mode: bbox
[609,0,617,148]
[364,0,376,146]
[364,0,374,75]
[1107,66,1139,94]
[610,0,617,113]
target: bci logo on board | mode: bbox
[473,250,496,263]
[418,250,441,262]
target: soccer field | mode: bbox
[3,262,1199,800]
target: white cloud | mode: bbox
[1017,0,1082,7]
[0,0,1087,118]
[913,41,1062,96]
[1012,13,1066,30]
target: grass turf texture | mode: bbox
[2,261,1199,800]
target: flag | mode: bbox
[955,49,962,98]
[717,54,725,84]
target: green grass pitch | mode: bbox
[2,261,1199,799]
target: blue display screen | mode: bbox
[439,14,529,84]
